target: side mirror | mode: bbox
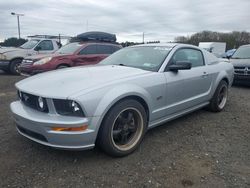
[168,61,191,71]
[34,46,41,51]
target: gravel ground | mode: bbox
[0,71,249,188]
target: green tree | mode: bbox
[175,31,250,50]
[1,37,27,47]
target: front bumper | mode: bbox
[20,65,45,75]
[0,60,10,70]
[10,101,99,150]
[233,74,250,83]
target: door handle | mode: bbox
[202,72,208,78]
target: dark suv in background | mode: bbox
[230,44,250,84]
[20,32,122,75]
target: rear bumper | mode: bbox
[0,60,10,70]
[10,101,99,150]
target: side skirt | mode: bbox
[148,102,209,129]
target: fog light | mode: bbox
[51,125,88,132]
[38,97,44,109]
[71,101,80,112]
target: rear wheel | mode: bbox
[98,99,147,157]
[208,80,228,112]
[10,59,22,75]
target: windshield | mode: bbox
[100,46,172,71]
[20,39,40,49]
[56,42,82,54]
[232,46,250,59]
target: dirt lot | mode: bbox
[0,71,249,188]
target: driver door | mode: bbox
[163,48,212,116]
[34,40,55,54]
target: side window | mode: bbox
[36,40,54,51]
[96,45,112,54]
[172,48,204,67]
[79,45,97,55]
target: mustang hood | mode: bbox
[16,65,151,98]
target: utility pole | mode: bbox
[86,20,89,32]
[11,12,24,39]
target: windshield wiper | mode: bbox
[117,63,126,66]
[231,57,240,59]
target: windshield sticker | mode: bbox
[143,63,153,67]
[154,47,171,50]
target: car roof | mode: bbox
[73,41,121,46]
[239,44,250,48]
[130,43,200,49]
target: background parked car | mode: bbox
[198,42,226,57]
[222,49,236,59]
[230,44,250,84]
[0,39,60,75]
[20,31,122,75]
[20,42,122,75]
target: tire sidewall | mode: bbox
[10,59,22,75]
[98,99,147,157]
[211,80,228,112]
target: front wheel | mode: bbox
[97,99,147,157]
[10,59,22,75]
[208,80,228,112]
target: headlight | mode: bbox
[38,97,45,110]
[0,54,7,60]
[53,99,85,117]
[35,96,48,112]
[33,57,52,65]
[17,90,48,112]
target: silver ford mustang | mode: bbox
[10,43,234,157]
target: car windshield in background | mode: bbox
[231,46,250,59]
[20,39,40,49]
[100,46,172,71]
[56,42,82,54]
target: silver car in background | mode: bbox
[10,43,234,157]
[230,44,250,84]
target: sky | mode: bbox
[0,0,250,43]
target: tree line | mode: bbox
[1,31,249,50]
[0,38,27,47]
[0,37,160,48]
[174,31,250,50]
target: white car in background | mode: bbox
[0,39,60,75]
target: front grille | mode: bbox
[17,125,48,142]
[19,91,49,113]
[234,66,250,75]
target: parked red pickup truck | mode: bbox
[20,42,122,75]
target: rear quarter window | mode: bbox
[96,45,112,54]
[79,45,97,55]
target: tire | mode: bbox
[97,99,147,157]
[10,59,22,75]
[208,80,228,112]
